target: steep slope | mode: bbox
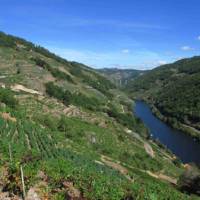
[99,68,146,87]
[0,31,198,199]
[127,56,200,139]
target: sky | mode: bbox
[1,0,200,69]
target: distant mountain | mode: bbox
[127,56,200,139]
[99,68,147,87]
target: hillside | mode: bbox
[99,68,146,87]
[0,31,198,200]
[127,56,200,139]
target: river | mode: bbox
[134,100,200,164]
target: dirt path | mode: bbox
[100,155,177,185]
[144,142,155,158]
[11,84,42,95]
[101,155,132,181]
[146,171,177,185]
[127,130,155,158]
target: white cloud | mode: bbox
[46,46,173,70]
[121,49,130,54]
[181,46,194,51]
[157,60,168,65]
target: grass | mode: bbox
[0,102,196,199]
[0,31,198,199]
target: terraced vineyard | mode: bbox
[0,31,199,199]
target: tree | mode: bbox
[178,165,200,195]
[0,88,18,108]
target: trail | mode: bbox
[100,155,177,185]
[144,142,155,158]
[101,155,132,181]
[11,84,42,95]
[127,130,155,158]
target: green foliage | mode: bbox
[45,82,71,106]
[31,57,48,69]
[172,158,182,167]
[155,73,200,123]
[0,31,70,65]
[0,104,195,199]
[107,104,148,136]
[72,92,102,111]
[107,108,135,129]
[178,165,200,196]
[0,31,197,200]
[128,65,174,92]
[0,32,16,47]
[83,74,115,98]
[34,114,59,131]
[50,67,74,83]
[128,56,200,137]
[0,88,18,108]
[31,57,74,83]
[174,56,200,74]
[69,63,83,76]
[45,82,102,110]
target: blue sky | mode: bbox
[1,0,200,69]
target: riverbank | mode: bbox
[134,100,200,164]
[138,98,200,141]
[151,104,200,141]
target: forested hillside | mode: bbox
[127,56,200,139]
[0,31,198,199]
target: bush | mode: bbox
[69,65,83,76]
[45,82,102,111]
[31,57,74,83]
[0,88,18,108]
[72,93,102,111]
[34,114,59,131]
[83,75,114,99]
[31,57,49,69]
[58,116,72,132]
[172,158,182,167]
[178,165,200,195]
[107,104,136,130]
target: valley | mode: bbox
[103,57,200,140]
[2,0,200,199]
[0,32,197,199]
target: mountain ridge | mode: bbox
[99,68,147,87]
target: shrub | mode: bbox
[107,104,136,130]
[178,165,200,195]
[45,82,102,111]
[45,82,65,100]
[69,65,83,76]
[0,88,18,108]
[49,67,74,83]
[83,75,114,99]
[58,116,72,132]
[31,57,74,83]
[172,158,182,167]
[31,57,49,69]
